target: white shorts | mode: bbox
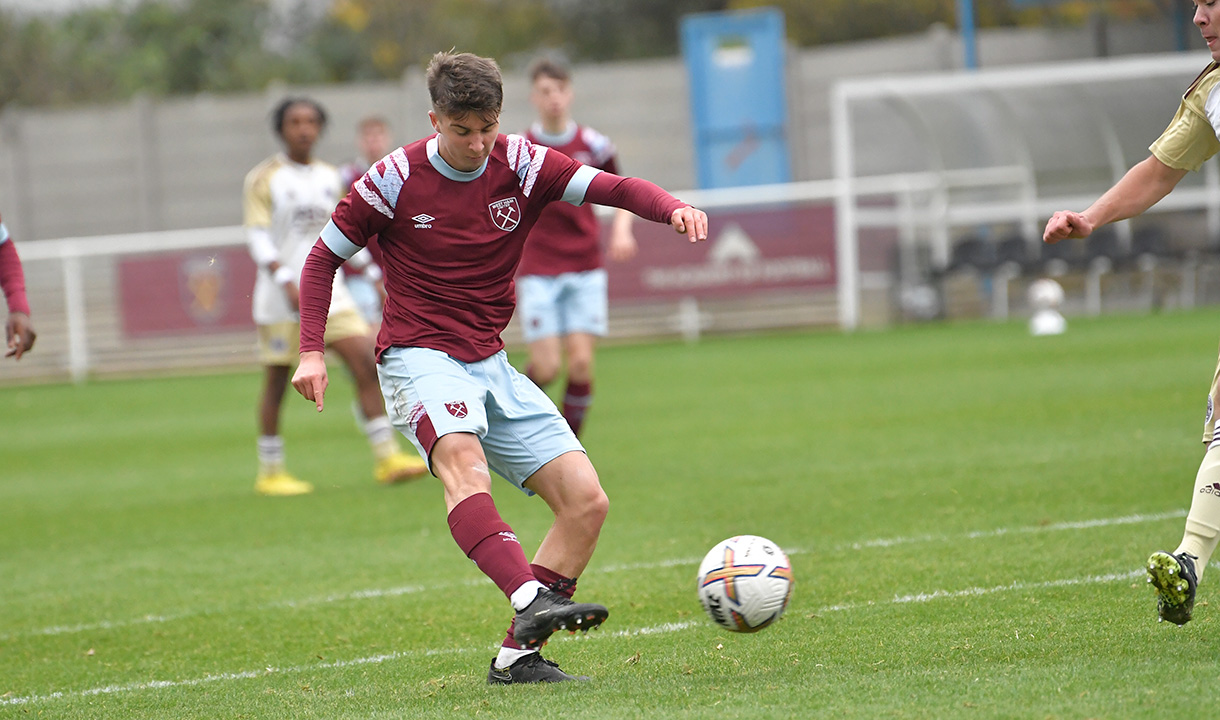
[516,269,608,343]
[377,346,584,494]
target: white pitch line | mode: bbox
[1,567,1144,708]
[3,508,1187,642]
[815,570,1145,613]
[831,509,1187,552]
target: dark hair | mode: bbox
[426,51,503,120]
[528,56,571,84]
[272,97,327,136]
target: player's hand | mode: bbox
[1043,211,1093,244]
[671,206,709,244]
[5,312,35,359]
[292,350,329,412]
[282,282,300,312]
[607,227,638,262]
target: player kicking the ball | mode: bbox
[1043,0,1220,625]
[291,51,708,682]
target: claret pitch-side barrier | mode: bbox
[10,182,844,384]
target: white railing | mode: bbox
[831,52,1220,329]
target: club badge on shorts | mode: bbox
[489,197,520,232]
[445,401,468,418]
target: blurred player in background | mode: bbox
[290,51,708,683]
[0,213,35,360]
[516,57,637,437]
[1043,1,1220,625]
[243,97,426,496]
[339,116,394,329]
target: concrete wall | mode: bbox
[0,19,1202,242]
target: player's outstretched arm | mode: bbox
[0,222,35,359]
[582,172,709,243]
[293,238,345,411]
[1043,155,1187,243]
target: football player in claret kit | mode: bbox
[243,97,427,496]
[1043,1,1220,626]
[0,213,36,360]
[515,57,638,437]
[291,51,708,683]
[339,116,395,329]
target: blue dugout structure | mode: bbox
[679,8,791,189]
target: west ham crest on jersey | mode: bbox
[489,197,520,232]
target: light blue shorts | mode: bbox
[516,269,608,343]
[377,346,584,494]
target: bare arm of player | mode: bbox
[291,239,345,411]
[606,209,638,262]
[1043,155,1187,243]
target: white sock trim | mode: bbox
[494,647,534,670]
[510,580,547,612]
[363,415,394,444]
[257,435,285,465]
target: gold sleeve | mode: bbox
[1150,105,1220,172]
[1150,70,1220,173]
[242,160,275,228]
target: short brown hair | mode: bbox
[528,56,570,84]
[426,51,503,120]
[358,115,389,131]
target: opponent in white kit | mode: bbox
[243,97,426,496]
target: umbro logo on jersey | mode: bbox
[412,213,435,229]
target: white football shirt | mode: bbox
[243,154,357,324]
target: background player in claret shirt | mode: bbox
[1043,0,1220,627]
[243,97,426,496]
[339,116,394,329]
[516,57,637,437]
[0,214,36,360]
[291,51,708,684]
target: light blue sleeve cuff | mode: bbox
[0,222,9,244]
[320,220,361,260]
[561,165,602,206]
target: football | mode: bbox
[696,535,794,633]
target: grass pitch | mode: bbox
[3,310,1220,718]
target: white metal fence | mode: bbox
[831,52,1220,329]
